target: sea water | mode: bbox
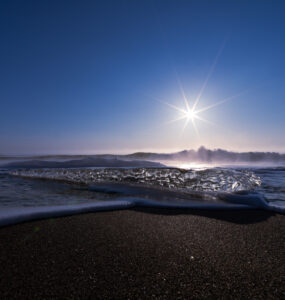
[0,158,284,226]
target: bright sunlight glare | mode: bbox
[185,109,196,120]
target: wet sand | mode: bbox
[0,209,284,299]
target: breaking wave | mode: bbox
[11,167,261,192]
[0,166,283,227]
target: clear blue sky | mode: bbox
[0,0,284,154]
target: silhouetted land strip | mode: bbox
[0,209,284,299]
[3,157,164,169]
[2,146,285,165]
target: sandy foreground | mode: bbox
[0,209,284,299]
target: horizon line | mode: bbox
[1,146,285,156]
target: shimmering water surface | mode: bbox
[11,167,261,192]
[0,163,284,226]
[1,166,285,204]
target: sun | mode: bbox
[155,50,247,135]
[185,109,196,120]
[160,90,237,136]
[161,95,211,135]
[159,81,245,135]
[156,42,247,135]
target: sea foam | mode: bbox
[0,192,283,227]
[0,167,283,227]
[10,167,261,192]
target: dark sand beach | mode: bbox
[0,209,284,299]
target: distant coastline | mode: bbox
[1,146,285,165]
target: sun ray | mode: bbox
[191,118,200,137]
[144,93,187,114]
[158,99,187,114]
[192,41,226,111]
[195,98,229,114]
[194,114,216,126]
[164,114,187,125]
[174,71,188,102]
[175,74,190,111]
[181,117,191,134]
[195,89,248,114]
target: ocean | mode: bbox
[0,156,284,226]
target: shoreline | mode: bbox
[0,209,284,299]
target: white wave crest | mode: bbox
[10,167,261,192]
[0,193,284,228]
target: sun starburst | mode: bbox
[150,40,250,136]
[160,40,248,136]
[162,96,210,136]
[161,87,246,136]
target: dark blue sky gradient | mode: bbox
[0,0,284,154]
